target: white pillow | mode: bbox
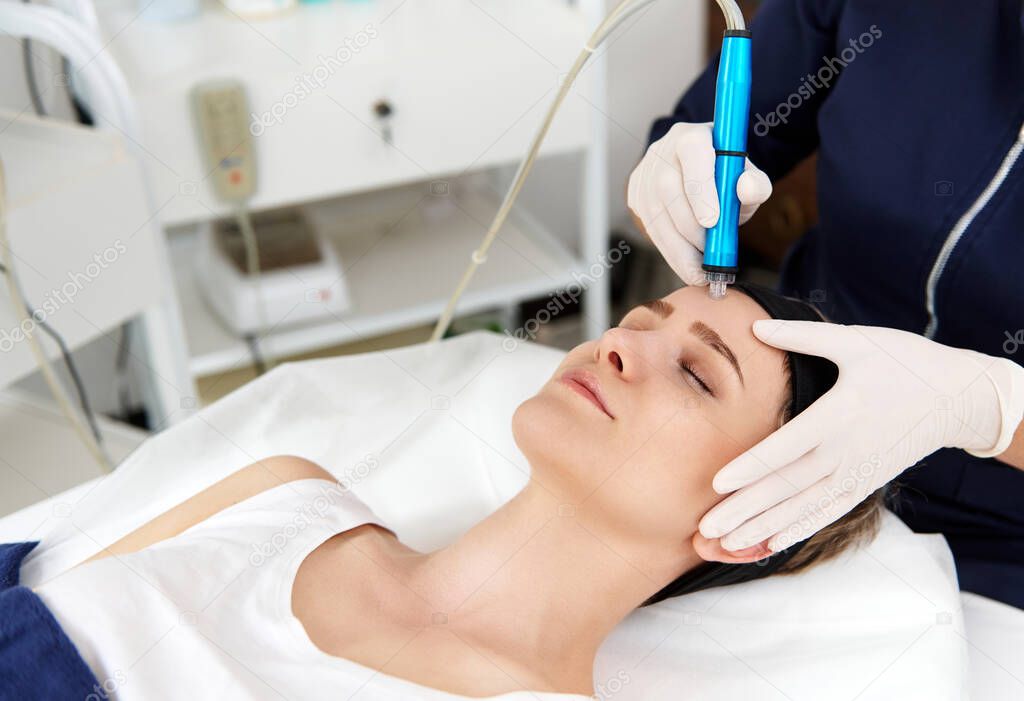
[11,332,967,700]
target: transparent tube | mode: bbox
[714,0,746,31]
[235,207,273,374]
[429,0,745,342]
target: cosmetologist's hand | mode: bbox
[627,122,772,286]
[699,320,1024,552]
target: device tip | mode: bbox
[704,271,735,300]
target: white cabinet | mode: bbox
[0,113,166,388]
[94,0,610,386]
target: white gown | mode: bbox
[35,478,588,701]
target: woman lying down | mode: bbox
[4,284,884,700]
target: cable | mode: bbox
[0,159,113,472]
[21,39,47,116]
[429,0,745,342]
[64,57,94,125]
[714,0,746,31]
[0,260,105,445]
[32,306,104,445]
[36,313,105,445]
[20,1,47,117]
[244,334,268,375]
[234,207,273,375]
[115,321,133,416]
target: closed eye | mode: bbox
[679,360,714,396]
[617,313,717,397]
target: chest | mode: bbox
[290,534,554,698]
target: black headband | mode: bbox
[733,282,838,420]
[645,283,838,604]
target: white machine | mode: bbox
[190,79,351,338]
[195,209,351,335]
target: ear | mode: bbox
[692,531,772,564]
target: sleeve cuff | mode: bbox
[966,357,1024,458]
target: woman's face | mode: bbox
[512,286,789,556]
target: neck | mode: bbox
[394,479,701,691]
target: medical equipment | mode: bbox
[191,80,352,360]
[703,29,751,300]
[196,209,351,335]
[191,80,274,372]
[430,0,749,341]
[0,1,196,460]
[192,81,257,204]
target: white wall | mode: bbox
[601,0,706,231]
[0,41,29,110]
[517,0,706,241]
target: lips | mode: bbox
[560,368,614,419]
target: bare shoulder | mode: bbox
[225,455,336,496]
[84,455,335,564]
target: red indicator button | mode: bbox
[229,170,242,184]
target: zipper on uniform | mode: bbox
[924,121,1024,339]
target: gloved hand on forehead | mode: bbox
[627,122,772,286]
[699,320,1024,553]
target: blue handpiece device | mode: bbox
[703,30,752,299]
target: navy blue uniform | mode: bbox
[651,0,1024,607]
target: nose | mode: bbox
[594,327,642,381]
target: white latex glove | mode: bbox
[627,122,773,285]
[699,320,1024,552]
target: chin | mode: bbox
[511,388,616,498]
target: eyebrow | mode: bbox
[690,321,745,386]
[640,299,674,318]
[630,299,745,386]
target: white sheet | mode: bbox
[962,592,1024,700]
[3,332,969,700]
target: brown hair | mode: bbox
[774,490,884,574]
[771,352,883,575]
